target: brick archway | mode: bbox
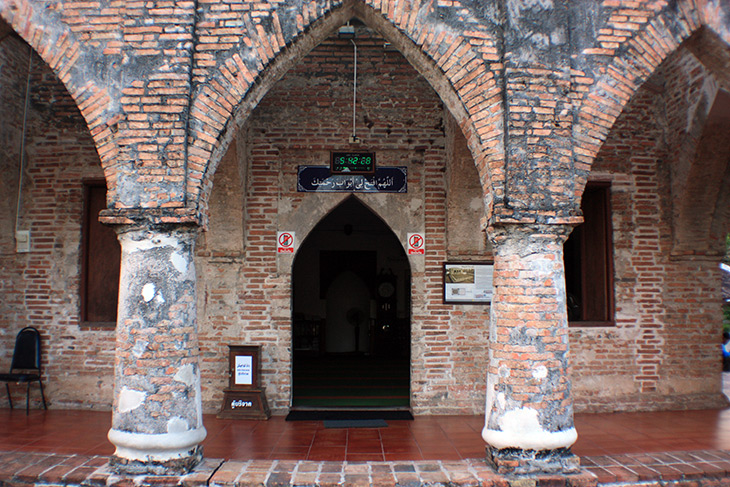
[568,4,730,255]
[0,1,119,182]
[670,29,730,255]
[290,196,412,408]
[571,1,730,197]
[188,0,504,227]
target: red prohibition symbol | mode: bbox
[409,234,423,249]
[279,233,293,247]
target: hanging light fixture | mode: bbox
[337,21,355,39]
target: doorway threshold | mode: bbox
[285,407,413,421]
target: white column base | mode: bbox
[482,407,577,451]
[108,427,207,462]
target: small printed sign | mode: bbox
[277,231,295,253]
[235,355,253,386]
[218,344,271,419]
[407,233,425,255]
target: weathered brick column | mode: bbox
[483,222,579,475]
[107,223,206,475]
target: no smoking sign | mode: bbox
[407,233,425,255]
[277,231,295,253]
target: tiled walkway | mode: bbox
[3,407,730,461]
[4,408,730,485]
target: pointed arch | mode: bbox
[669,71,730,256]
[571,0,730,196]
[291,195,410,261]
[0,2,120,184]
[291,195,411,396]
[189,0,504,227]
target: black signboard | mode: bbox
[297,166,407,193]
[331,151,376,174]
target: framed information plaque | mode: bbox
[218,345,271,420]
[443,262,494,304]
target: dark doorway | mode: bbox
[291,197,411,409]
[564,182,614,325]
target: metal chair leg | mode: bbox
[5,383,12,409]
[39,380,47,409]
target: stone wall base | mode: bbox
[487,447,581,475]
[109,445,204,476]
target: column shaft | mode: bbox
[108,224,206,475]
[483,223,578,475]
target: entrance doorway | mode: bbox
[291,197,411,409]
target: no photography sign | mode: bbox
[407,233,425,255]
[277,232,295,253]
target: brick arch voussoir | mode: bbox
[572,0,706,196]
[357,0,505,224]
[190,0,504,228]
[0,1,121,196]
[355,0,504,228]
[188,2,356,227]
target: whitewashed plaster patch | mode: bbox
[170,252,188,274]
[482,406,577,450]
[131,340,148,358]
[167,417,190,434]
[142,283,156,302]
[498,365,510,377]
[533,365,548,379]
[174,364,195,387]
[119,387,146,413]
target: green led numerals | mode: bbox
[331,152,376,174]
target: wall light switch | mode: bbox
[16,230,30,253]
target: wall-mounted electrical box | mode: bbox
[16,230,30,253]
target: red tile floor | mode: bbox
[3,408,730,462]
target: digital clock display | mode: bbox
[331,151,376,174]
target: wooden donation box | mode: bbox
[217,345,271,420]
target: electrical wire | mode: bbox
[351,39,357,142]
[16,44,32,238]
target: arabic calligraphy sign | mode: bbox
[297,166,407,193]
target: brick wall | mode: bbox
[0,32,28,377]
[570,44,726,412]
[195,25,491,414]
[0,37,114,409]
[0,2,728,417]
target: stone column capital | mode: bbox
[99,208,201,228]
[486,220,579,247]
[112,220,200,241]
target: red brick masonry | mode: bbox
[3,449,730,487]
